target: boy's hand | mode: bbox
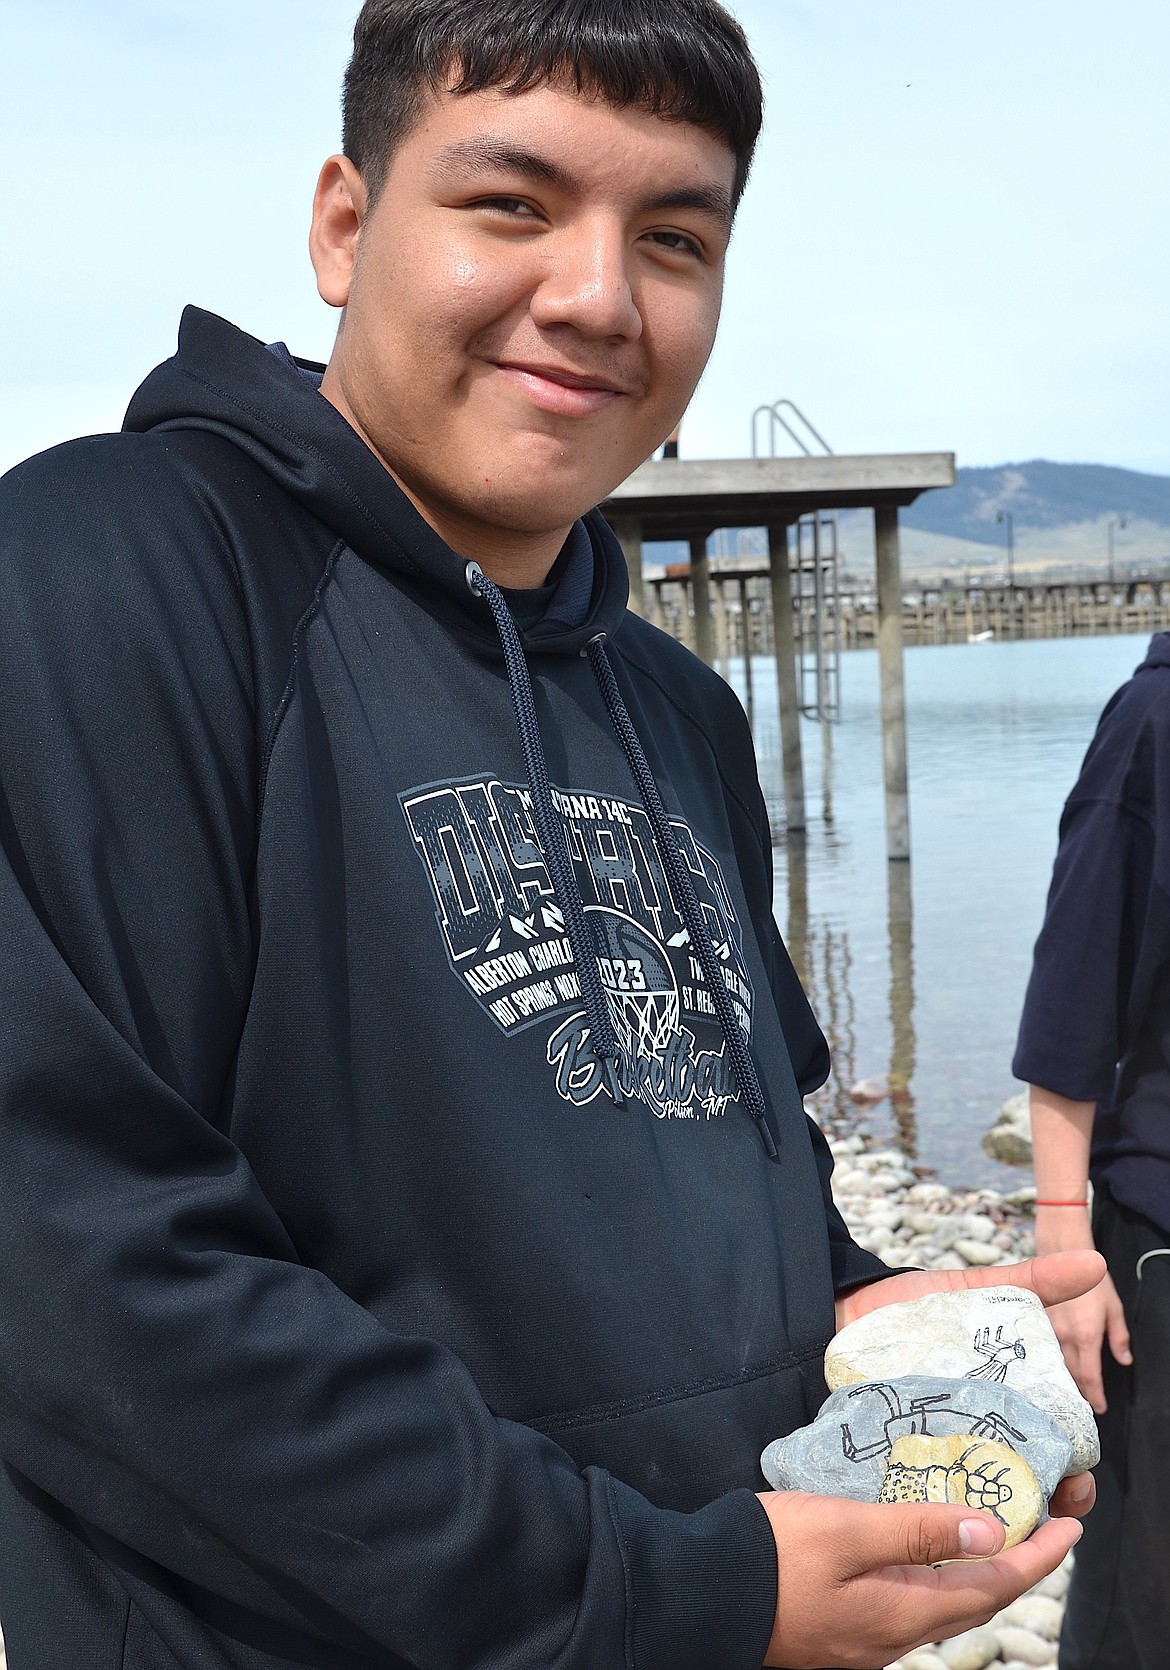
[756,1490,1082,1669]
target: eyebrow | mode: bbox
[431,137,734,227]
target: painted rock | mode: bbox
[824,1285,1099,1472]
[877,1433,1042,1547]
[761,1374,1073,1529]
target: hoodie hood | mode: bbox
[123,306,630,657]
[1137,630,1170,674]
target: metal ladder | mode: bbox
[750,400,842,721]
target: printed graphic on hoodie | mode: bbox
[401,777,754,1121]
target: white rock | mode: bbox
[824,1286,1100,1472]
[1032,1566,1070,1600]
[899,1653,950,1670]
[833,1167,867,1193]
[930,1252,968,1270]
[938,1625,1002,1669]
[953,1239,1003,1266]
[866,1206,904,1230]
[995,1624,1055,1663]
[997,1594,1063,1640]
[954,1216,996,1243]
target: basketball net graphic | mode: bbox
[603,974,680,1063]
[590,908,681,1069]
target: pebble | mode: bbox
[938,1626,1003,1669]
[993,1625,1055,1664]
[1032,1567,1069,1601]
[995,1595,1063,1641]
[953,1239,1005,1266]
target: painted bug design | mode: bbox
[877,1437,1017,1525]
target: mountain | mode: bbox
[901,460,1170,545]
[646,460,1170,579]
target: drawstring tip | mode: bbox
[598,1050,625,1107]
[756,1118,779,1160]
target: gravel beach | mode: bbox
[821,1123,1076,1669]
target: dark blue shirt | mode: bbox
[1015,632,1170,1234]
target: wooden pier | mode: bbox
[639,570,1170,658]
[601,453,955,857]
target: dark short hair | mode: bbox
[342,0,763,212]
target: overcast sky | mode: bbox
[3,0,1168,478]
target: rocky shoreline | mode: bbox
[823,1126,1074,1669]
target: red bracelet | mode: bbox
[1034,1199,1089,1207]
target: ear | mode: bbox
[309,156,368,310]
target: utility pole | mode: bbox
[1107,516,1127,586]
[996,509,1015,589]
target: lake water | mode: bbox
[725,632,1156,1187]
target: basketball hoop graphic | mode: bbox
[589,908,680,1068]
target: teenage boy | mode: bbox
[0,4,1096,1668]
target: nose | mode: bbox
[529,218,643,343]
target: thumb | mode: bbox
[840,1500,1007,1574]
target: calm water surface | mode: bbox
[725,633,1155,1186]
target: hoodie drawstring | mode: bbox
[466,562,778,1159]
[466,564,624,1101]
[587,640,778,1160]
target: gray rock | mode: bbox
[824,1286,1100,1472]
[761,1374,1073,1522]
[938,1626,1002,1669]
[983,1091,1032,1166]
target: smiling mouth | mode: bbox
[493,361,630,418]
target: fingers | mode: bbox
[1068,1342,1101,1409]
[1070,1335,1108,1413]
[758,1492,1083,1669]
[1049,1471,1095,1519]
[834,1251,1106,1331]
[1105,1289,1133,1368]
[830,1499,1006,1575]
[969,1250,1106,1307]
[1048,1286,1121,1412]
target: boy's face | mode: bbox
[312,81,735,556]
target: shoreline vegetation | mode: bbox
[820,1114,1076,1668]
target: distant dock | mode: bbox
[640,568,1170,655]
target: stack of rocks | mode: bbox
[816,1123,1088,1665]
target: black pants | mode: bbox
[1060,1186,1170,1669]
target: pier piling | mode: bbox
[875,506,911,862]
[769,524,806,832]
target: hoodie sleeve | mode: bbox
[0,439,774,1670]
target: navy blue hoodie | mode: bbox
[1015,632,1170,1237]
[0,308,885,1670]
